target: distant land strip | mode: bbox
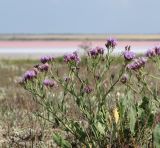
[0,34,160,41]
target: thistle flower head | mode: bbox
[88,46,104,58]
[32,67,39,75]
[64,52,80,63]
[23,70,37,81]
[88,48,98,58]
[105,38,117,49]
[145,49,156,58]
[127,57,147,70]
[43,79,57,87]
[38,63,49,72]
[40,56,54,64]
[96,46,104,55]
[155,46,160,56]
[123,50,136,61]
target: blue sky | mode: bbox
[0,0,159,34]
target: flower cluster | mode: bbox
[21,56,54,83]
[64,52,80,63]
[145,49,156,58]
[105,38,117,49]
[88,47,104,58]
[127,57,147,70]
[40,56,54,64]
[145,46,160,58]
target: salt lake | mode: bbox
[0,40,159,59]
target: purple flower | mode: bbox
[32,67,39,75]
[83,85,93,94]
[105,38,117,49]
[40,56,54,64]
[96,47,104,55]
[38,63,49,72]
[127,57,147,70]
[23,70,37,81]
[88,48,98,57]
[64,52,80,63]
[145,49,156,58]
[64,55,70,63]
[88,46,104,58]
[145,46,160,58]
[123,50,135,61]
[155,47,160,55]
[43,79,57,87]
[121,74,128,84]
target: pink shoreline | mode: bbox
[0,41,159,48]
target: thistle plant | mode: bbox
[20,38,160,147]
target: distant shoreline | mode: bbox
[0,34,160,41]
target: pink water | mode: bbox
[0,40,159,59]
[0,41,159,48]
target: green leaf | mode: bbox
[139,96,150,113]
[154,124,160,147]
[147,113,154,127]
[53,133,71,148]
[96,121,105,135]
[129,107,137,134]
[71,121,87,142]
[118,96,128,119]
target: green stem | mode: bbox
[148,74,160,80]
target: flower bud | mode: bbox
[38,63,49,72]
[83,85,93,94]
[121,74,128,84]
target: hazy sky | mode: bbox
[0,0,159,34]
